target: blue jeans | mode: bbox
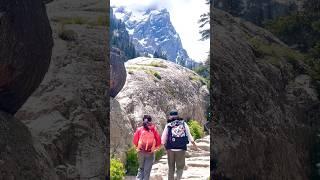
[136,151,155,180]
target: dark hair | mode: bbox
[143,115,152,130]
[167,116,180,123]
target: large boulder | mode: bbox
[115,57,209,132]
[0,0,55,179]
[212,8,320,179]
[111,57,209,161]
[110,97,133,161]
[15,0,108,179]
[110,47,127,97]
[0,0,53,114]
[0,111,57,179]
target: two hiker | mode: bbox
[133,111,199,180]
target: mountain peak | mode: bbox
[112,6,199,69]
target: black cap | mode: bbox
[169,110,178,116]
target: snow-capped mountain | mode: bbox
[112,6,199,68]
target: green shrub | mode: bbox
[128,70,134,75]
[187,120,204,140]
[58,24,77,41]
[110,158,125,180]
[153,71,161,80]
[145,69,161,80]
[194,65,209,79]
[155,148,165,161]
[189,75,208,86]
[58,29,78,41]
[125,147,139,175]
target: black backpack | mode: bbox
[165,120,189,150]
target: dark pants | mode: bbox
[136,151,155,180]
[167,150,186,180]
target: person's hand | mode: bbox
[153,146,161,152]
[192,142,199,151]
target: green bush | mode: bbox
[155,148,165,161]
[125,147,139,175]
[110,158,125,180]
[187,120,204,140]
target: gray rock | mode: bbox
[15,0,108,179]
[110,97,133,161]
[110,47,127,98]
[214,0,304,25]
[0,111,57,179]
[0,0,53,114]
[212,8,320,179]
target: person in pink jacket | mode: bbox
[133,115,161,180]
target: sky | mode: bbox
[110,0,210,62]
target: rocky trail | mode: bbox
[125,135,210,180]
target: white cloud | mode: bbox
[111,0,209,62]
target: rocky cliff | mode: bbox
[111,58,209,157]
[212,8,320,179]
[214,0,304,25]
[15,0,108,179]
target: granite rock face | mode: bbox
[214,0,304,25]
[0,0,55,179]
[0,0,53,114]
[15,0,108,179]
[212,8,320,179]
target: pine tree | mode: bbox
[153,51,160,58]
[199,0,211,41]
[110,9,137,61]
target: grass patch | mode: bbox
[145,61,168,68]
[145,69,161,80]
[127,66,162,80]
[189,75,208,86]
[155,148,165,161]
[125,147,139,176]
[53,15,108,27]
[248,37,305,67]
[110,158,125,180]
[53,16,88,25]
[88,15,108,26]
